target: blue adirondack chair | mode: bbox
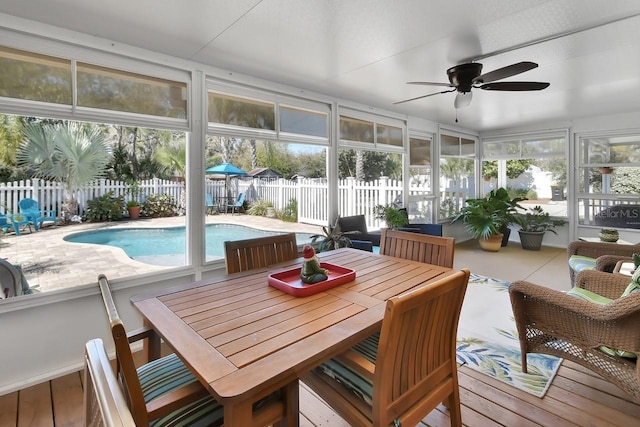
[0,213,33,236]
[226,192,246,214]
[18,198,57,231]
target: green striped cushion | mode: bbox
[316,332,380,406]
[566,288,637,359]
[139,354,224,427]
[568,255,596,273]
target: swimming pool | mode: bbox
[64,224,315,266]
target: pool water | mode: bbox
[64,224,315,266]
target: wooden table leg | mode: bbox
[282,380,300,427]
[223,400,253,427]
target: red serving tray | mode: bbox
[268,263,356,297]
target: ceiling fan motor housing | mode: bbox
[447,63,483,93]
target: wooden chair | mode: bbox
[84,338,136,427]
[224,233,298,274]
[97,274,284,426]
[302,269,470,426]
[379,228,455,268]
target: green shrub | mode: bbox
[85,191,124,222]
[247,199,273,216]
[278,198,297,222]
[142,194,177,218]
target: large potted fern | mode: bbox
[451,188,525,252]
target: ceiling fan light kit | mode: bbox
[396,61,550,110]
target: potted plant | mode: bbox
[126,200,141,219]
[515,205,565,250]
[373,203,409,229]
[598,228,619,242]
[451,188,526,252]
[310,217,354,252]
[485,188,527,247]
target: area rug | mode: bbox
[456,274,562,398]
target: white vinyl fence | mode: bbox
[2,177,412,228]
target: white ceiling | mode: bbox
[1,0,640,132]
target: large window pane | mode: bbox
[0,115,187,294]
[207,92,275,130]
[77,63,187,118]
[0,46,72,104]
[439,157,475,219]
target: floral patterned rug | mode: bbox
[456,274,562,398]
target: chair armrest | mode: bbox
[568,241,640,259]
[574,270,632,299]
[146,381,210,421]
[333,348,375,383]
[595,255,633,273]
[127,326,162,361]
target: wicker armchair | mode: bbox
[509,270,640,402]
[567,240,640,285]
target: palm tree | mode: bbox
[154,144,186,213]
[18,122,111,221]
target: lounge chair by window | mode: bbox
[336,215,381,246]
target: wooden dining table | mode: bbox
[131,247,454,426]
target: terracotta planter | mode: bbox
[478,234,503,252]
[598,167,614,174]
[127,206,141,219]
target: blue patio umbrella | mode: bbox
[205,162,248,202]
[205,162,248,176]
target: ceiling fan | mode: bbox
[395,61,550,109]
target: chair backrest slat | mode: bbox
[224,233,298,274]
[373,269,470,426]
[380,229,455,268]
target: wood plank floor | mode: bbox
[1,359,638,426]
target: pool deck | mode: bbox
[0,214,322,293]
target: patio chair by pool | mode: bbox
[18,198,57,231]
[302,269,470,427]
[227,192,246,214]
[96,274,286,426]
[205,193,217,215]
[0,213,33,236]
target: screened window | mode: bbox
[439,133,476,220]
[0,46,72,104]
[408,136,434,223]
[376,123,403,148]
[577,134,640,228]
[77,63,187,119]
[481,133,567,217]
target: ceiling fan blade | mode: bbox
[479,81,550,91]
[393,89,456,105]
[407,81,453,88]
[473,61,538,84]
